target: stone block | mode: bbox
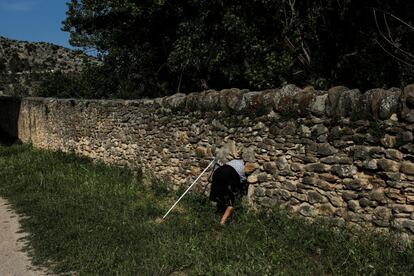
[406,195,414,204]
[302,176,318,186]
[321,156,353,165]
[380,135,397,148]
[353,145,370,160]
[373,206,392,227]
[401,161,414,175]
[220,88,246,112]
[305,163,331,173]
[358,198,371,208]
[242,146,256,162]
[299,125,311,138]
[319,202,336,216]
[385,149,403,161]
[326,193,345,207]
[326,86,349,116]
[319,173,338,183]
[396,131,413,145]
[369,188,387,204]
[363,88,401,119]
[310,94,328,116]
[377,159,401,172]
[190,166,201,176]
[385,188,406,203]
[311,124,328,137]
[211,119,226,131]
[281,180,297,191]
[292,192,307,202]
[299,203,318,217]
[339,89,364,117]
[308,191,327,204]
[259,197,279,207]
[258,172,270,182]
[244,162,259,174]
[195,146,208,158]
[263,162,278,174]
[276,156,289,170]
[280,121,297,136]
[165,93,186,109]
[369,147,385,158]
[342,191,359,201]
[347,200,360,212]
[382,173,401,182]
[317,143,338,156]
[274,189,291,200]
[362,158,378,170]
[331,165,357,178]
[379,88,401,119]
[344,179,364,191]
[254,187,266,197]
[392,204,414,213]
[315,178,335,191]
[290,163,304,172]
[394,219,414,234]
[247,174,258,184]
[320,156,339,164]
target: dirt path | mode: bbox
[0,198,47,276]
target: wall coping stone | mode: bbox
[3,83,413,121]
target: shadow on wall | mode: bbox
[0,97,21,145]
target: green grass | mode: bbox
[0,144,413,275]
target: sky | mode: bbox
[0,0,74,49]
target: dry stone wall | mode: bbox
[1,84,414,236]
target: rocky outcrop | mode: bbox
[0,36,99,96]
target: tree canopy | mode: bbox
[60,0,414,98]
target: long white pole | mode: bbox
[162,158,217,219]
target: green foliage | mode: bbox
[4,81,28,97]
[34,71,81,98]
[59,0,414,98]
[0,144,414,274]
[34,64,121,99]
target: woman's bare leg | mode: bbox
[220,206,234,225]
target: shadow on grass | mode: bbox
[0,144,413,275]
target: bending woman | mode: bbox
[209,159,248,225]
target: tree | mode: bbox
[63,0,182,97]
[34,64,120,99]
[62,0,413,98]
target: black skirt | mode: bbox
[209,164,241,207]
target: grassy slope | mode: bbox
[0,144,413,275]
